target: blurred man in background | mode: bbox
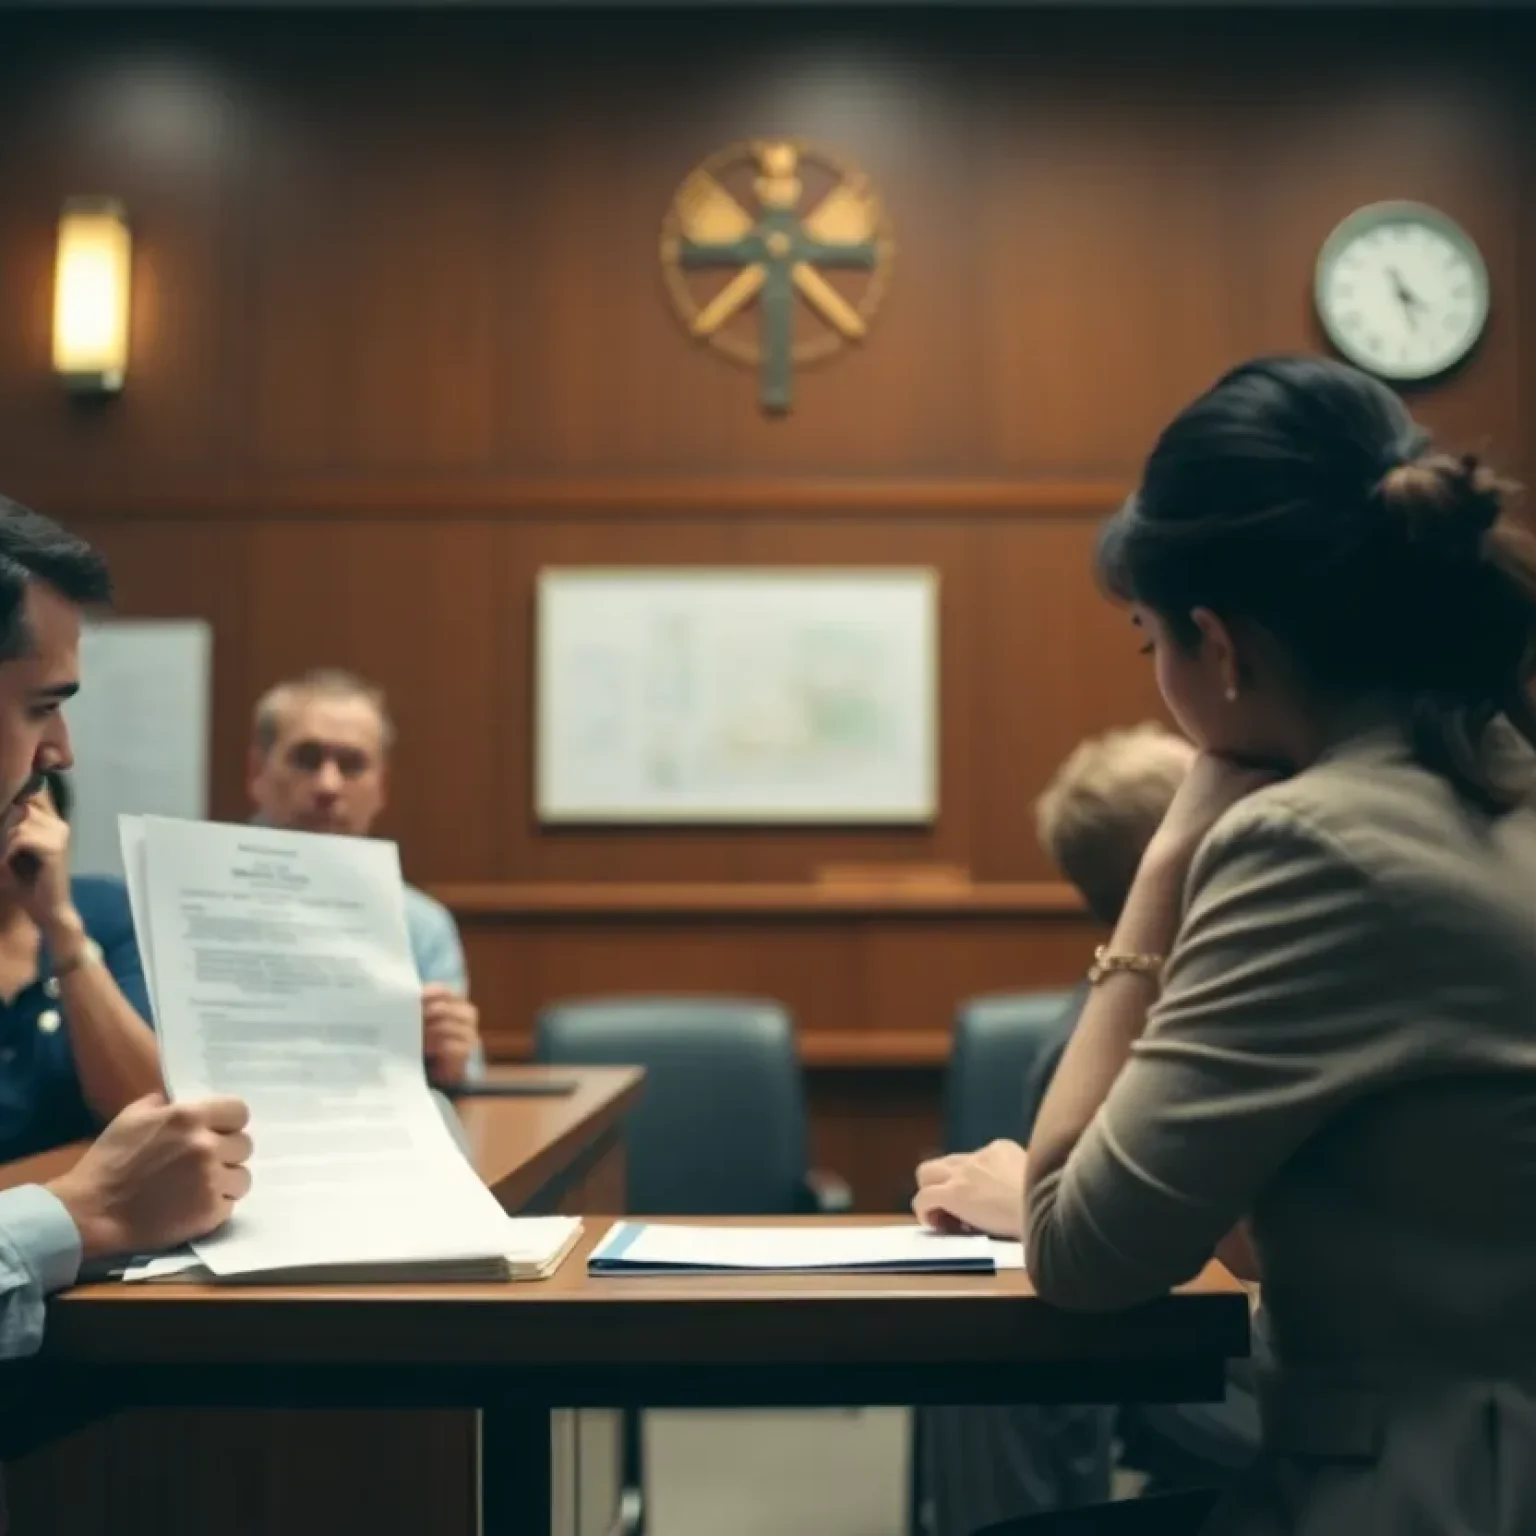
[247,668,482,1088]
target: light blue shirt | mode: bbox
[403,884,483,1080]
[404,883,467,991]
[0,1185,80,1358]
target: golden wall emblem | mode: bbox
[660,140,894,414]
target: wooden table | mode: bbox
[453,1065,639,1215]
[0,1063,642,1223]
[25,1215,1249,1535]
[4,1065,643,1536]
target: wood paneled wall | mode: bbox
[1,9,1532,1206]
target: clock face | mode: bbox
[1314,202,1489,383]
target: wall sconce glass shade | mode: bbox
[53,198,132,394]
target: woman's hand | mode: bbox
[1145,752,1283,873]
[912,1139,1027,1239]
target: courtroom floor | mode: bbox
[645,1408,1146,1535]
[648,1408,911,1536]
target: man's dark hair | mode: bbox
[0,497,113,660]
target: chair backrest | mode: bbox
[534,995,809,1216]
[943,990,1078,1153]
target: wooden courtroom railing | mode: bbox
[432,880,1087,918]
[443,881,1097,1205]
[30,475,1129,522]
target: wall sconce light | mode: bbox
[52,197,132,395]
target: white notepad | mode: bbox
[588,1222,998,1276]
[989,1241,1026,1271]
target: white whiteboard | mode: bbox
[68,620,212,878]
[536,568,938,824]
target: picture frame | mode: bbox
[535,567,939,825]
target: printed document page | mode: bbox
[123,815,513,1278]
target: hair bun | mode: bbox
[1377,451,1507,563]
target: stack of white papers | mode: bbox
[120,1216,584,1285]
[121,815,581,1284]
[588,1222,1013,1276]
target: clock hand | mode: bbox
[1387,265,1421,330]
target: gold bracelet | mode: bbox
[1087,945,1165,988]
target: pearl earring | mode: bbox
[1225,685,1239,703]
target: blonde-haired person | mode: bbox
[932,355,1536,1535]
[1035,724,1198,926]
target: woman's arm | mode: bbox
[1025,806,1399,1310]
[1027,846,1187,1189]
[1027,754,1279,1238]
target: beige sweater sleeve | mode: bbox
[1026,807,1410,1311]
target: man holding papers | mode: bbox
[0,497,252,1357]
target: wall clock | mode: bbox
[1313,201,1489,383]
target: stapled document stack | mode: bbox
[119,814,568,1285]
[121,1217,585,1285]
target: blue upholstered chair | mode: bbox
[942,990,1077,1154]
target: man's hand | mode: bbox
[4,791,77,939]
[911,1139,1028,1239]
[45,1094,253,1261]
[422,984,480,1088]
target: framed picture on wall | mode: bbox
[535,567,939,824]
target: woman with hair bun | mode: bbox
[977,357,1536,1534]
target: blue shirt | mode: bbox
[404,884,484,1081]
[0,875,149,1166]
[0,1184,80,1358]
[403,883,467,991]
